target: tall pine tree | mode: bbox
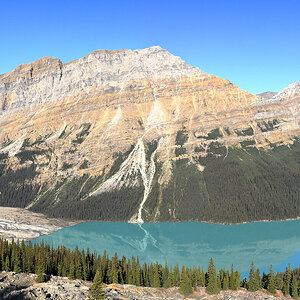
[283,264,292,296]
[248,262,257,292]
[206,258,219,294]
[291,275,298,299]
[267,265,276,294]
[179,266,193,296]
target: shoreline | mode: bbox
[0,206,78,242]
[65,215,300,226]
[2,205,300,242]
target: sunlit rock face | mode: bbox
[0,46,299,223]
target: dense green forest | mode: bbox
[144,137,300,223]
[29,138,300,223]
[0,239,299,298]
[1,130,300,223]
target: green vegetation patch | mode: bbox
[72,123,91,144]
[235,127,254,136]
[175,128,189,156]
[1,238,300,298]
[197,128,223,140]
[240,140,256,148]
[257,119,279,132]
[145,140,158,161]
[62,162,74,170]
[16,149,47,163]
[158,140,300,223]
[30,174,143,221]
[0,161,40,208]
[109,145,134,177]
[79,159,89,170]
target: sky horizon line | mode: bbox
[1,44,298,95]
[1,0,299,94]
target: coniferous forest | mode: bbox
[0,239,299,298]
[1,139,300,224]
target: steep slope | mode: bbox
[0,46,299,223]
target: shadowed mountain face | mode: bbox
[0,46,299,223]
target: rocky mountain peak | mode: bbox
[256,91,277,100]
[0,57,62,83]
[0,46,207,114]
[275,81,300,100]
[0,47,299,224]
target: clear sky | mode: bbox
[1,0,299,94]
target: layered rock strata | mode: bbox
[0,46,299,223]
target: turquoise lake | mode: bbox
[33,220,300,275]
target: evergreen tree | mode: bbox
[206,258,219,294]
[200,267,205,287]
[134,258,141,286]
[229,265,240,290]
[4,237,300,298]
[163,261,170,288]
[248,262,256,292]
[229,265,235,290]
[217,275,221,290]
[275,273,284,290]
[153,263,162,287]
[222,271,229,290]
[68,259,76,279]
[254,268,262,290]
[36,261,46,283]
[172,265,180,287]
[267,265,276,294]
[291,275,298,299]
[89,269,106,300]
[179,266,193,296]
[5,255,10,271]
[261,272,268,289]
[283,264,292,296]
[142,262,149,287]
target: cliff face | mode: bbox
[0,46,299,223]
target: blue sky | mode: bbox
[0,0,299,94]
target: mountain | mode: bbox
[0,46,300,223]
[257,91,277,100]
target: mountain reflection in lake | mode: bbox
[33,220,300,273]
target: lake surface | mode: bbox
[33,220,300,275]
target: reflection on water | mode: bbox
[33,220,300,273]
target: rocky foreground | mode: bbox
[0,271,287,299]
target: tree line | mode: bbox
[0,239,299,298]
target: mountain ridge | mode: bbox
[0,46,299,223]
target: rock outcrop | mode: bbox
[0,272,286,300]
[0,46,299,223]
